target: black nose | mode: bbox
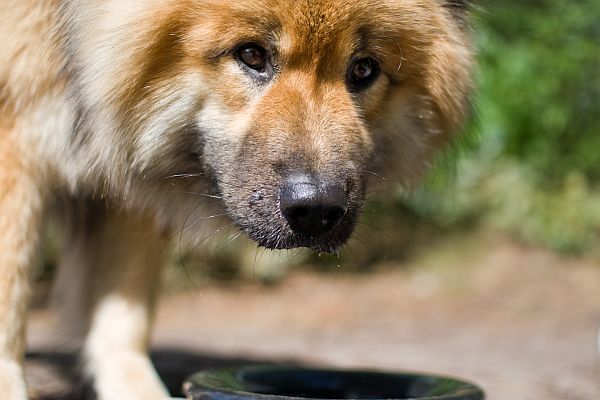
[279,175,347,237]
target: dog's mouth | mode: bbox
[221,173,364,253]
[239,208,360,253]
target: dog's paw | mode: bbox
[90,352,169,400]
[0,359,28,400]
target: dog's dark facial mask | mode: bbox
[201,69,373,253]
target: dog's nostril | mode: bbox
[286,206,310,219]
[279,175,347,237]
[325,207,346,223]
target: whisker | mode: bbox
[169,190,223,199]
[209,224,238,258]
[223,230,243,245]
[175,202,208,285]
[394,40,405,75]
[355,220,381,231]
[176,212,228,270]
[176,252,196,289]
[342,243,360,267]
[162,172,206,180]
[252,245,261,281]
[189,221,237,248]
[349,231,370,251]
[184,212,228,231]
[364,170,387,181]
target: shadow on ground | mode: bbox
[26,349,285,400]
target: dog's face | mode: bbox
[192,2,383,252]
[64,0,472,252]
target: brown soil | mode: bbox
[25,235,600,400]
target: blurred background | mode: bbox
[28,1,600,400]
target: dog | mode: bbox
[0,0,473,398]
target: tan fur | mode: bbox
[0,125,44,399]
[0,0,473,398]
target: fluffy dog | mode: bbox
[0,0,473,398]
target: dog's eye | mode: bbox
[347,57,380,92]
[236,44,275,82]
[237,44,267,71]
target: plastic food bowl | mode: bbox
[183,365,485,400]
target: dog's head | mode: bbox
[65,0,472,252]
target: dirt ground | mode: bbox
[25,235,600,400]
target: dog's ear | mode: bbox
[443,0,471,22]
[444,0,469,8]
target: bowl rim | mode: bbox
[183,365,485,400]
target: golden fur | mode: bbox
[0,0,473,398]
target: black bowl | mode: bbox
[183,365,485,400]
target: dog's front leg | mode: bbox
[0,131,45,400]
[80,210,170,400]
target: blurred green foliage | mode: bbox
[405,0,600,253]
[475,0,600,183]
